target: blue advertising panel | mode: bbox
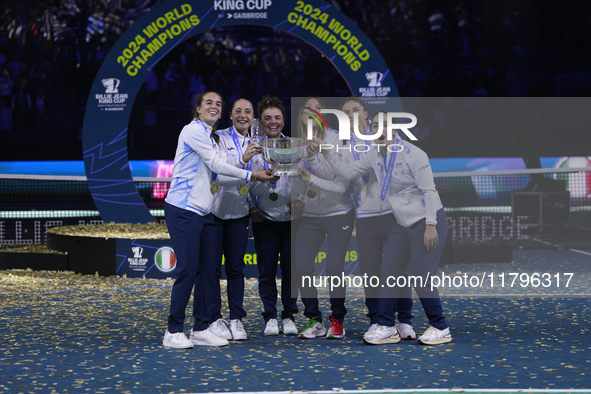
[115,237,360,279]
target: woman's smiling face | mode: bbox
[230,99,254,134]
[301,98,322,130]
[260,107,284,138]
[196,92,222,126]
[341,99,368,131]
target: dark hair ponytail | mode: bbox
[257,95,285,119]
[193,91,223,145]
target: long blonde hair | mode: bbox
[297,96,327,141]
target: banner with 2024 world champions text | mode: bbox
[83,0,399,224]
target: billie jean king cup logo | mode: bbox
[132,246,143,258]
[366,71,383,87]
[102,78,120,93]
[305,108,418,153]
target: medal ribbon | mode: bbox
[304,154,316,175]
[198,120,219,182]
[351,124,372,184]
[378,153,385,190]
[231,126,252,172]
[380,138,400,202]
[261,133,288,191]
[263,161,277,190]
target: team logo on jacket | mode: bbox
[155,247,177,272]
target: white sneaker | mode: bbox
[163,330,194,349]
[366,323,378,335]
[209,318,232,340]
[229,319,247,341]
[189,327,229,347]
[298,317,327,339]
[264,319,279,336]
[282,318,298,335]
[363,325,401,345]
[396,323,416,340]
[417,326,452,345]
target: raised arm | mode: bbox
[306,154,338,181]
[324,150,375,181]
[183,125,252,180]
[298,161,349,193]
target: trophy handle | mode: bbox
[249,119,266,144]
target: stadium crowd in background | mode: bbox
[0,0,589,159]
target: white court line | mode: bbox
[521,235,591,257]
[569,249,591,257]
[520,235,557,247]
[216,390,591,393]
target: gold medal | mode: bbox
[307,189,316,199]
[239,185,249,196]
[210,184,219,194]
[269,192,279,201]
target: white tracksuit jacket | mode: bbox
[165,120,253,216]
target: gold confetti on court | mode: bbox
[0,261,590,392]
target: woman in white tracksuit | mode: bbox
[209,98,262,342]
[314,115,452,346]
[323,99,416,340]
[293,97,356,340]
[248,96,300,337]
[162,91,273,349]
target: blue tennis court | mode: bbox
[1,248,590,393]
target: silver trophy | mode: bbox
[258,137,310,177]
[249,119,265,144]
[250,119,309,176]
